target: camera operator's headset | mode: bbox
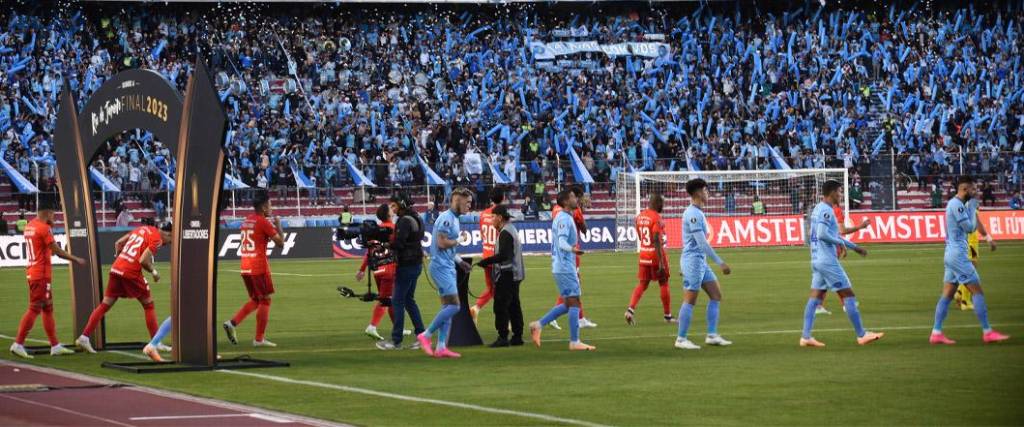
[395,192,480,299]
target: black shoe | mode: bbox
[509,336,525,346]
[489,338,510,348]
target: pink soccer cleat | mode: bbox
[416,333,434,356]
[929,333,956,345]
[982,330,1010,344]
[856,331,884,345]
[799,337,826,347]
[434,348,461,359]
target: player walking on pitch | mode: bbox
[416,188,473,358]
[529,189,596,351]
[76,222,173,353]
[10,203,85,359]
[625,192,675,325]
[675,179,732,350]
[815,202,871,315]
[223,193,285,347]
[800,180,883,347]
[549,186,596,329]
[930,176,1010,345]
[954,201,996,311]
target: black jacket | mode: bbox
[392,214,424,266]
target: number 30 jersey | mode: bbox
[239,214,278,276]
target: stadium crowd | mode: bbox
[1,1,1023,209]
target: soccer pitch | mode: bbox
[3,242,1023,426]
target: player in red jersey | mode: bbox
[358,204,400,340]
[815,203,871,315]
[76,222,172,353]
[469,188,506,324]
[625,193,675,325]
[9,203,85,359]
[223,192,284,347]
[550,186,596,329]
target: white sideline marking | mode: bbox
[0,394,137,427]
[223,269,339,277]
[129,413,291,423]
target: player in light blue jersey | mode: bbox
[529,189,596,351]
[930,176,1010,345]
[674,179,733,350]
[800,180,883,347]
[416,188,474,358]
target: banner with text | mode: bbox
[529,40,670,60]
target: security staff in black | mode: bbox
[376,193,427,350]
[476,205,525,347]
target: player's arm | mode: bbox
[113,233,130,256]
[140,248,160,282]
[692,229,729,274]
[49,242,85,265]
[269,217,285,246]
[959,199,979,234]
[838,217,871,235]
[652,230,665,272]
[976,211,996,251]
[557,225,583,255]
[436,229,460,249]
[816,222,866,256]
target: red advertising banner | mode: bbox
[661,210,1024,249]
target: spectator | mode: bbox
[16,212,28,233]
[849,184,864,210]
[1010,192,1023,210]
[521,195,538,220]
[115,207,134,227]
[930,184,944,209]
[751,195,767,215]
[981,182,996,207]
[339,206,353,225]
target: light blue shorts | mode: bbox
[554,272,581,298]
[944,255,980,285]
[429,264,458,296]
[681,259,717,292]
[811,261,851,291]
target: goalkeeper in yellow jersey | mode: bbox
[956,205,997,310]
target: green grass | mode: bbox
[3,242,1024,426]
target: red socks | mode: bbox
[659,283,672,316]
[255,299,271,342]
[82,303,111,337]
[15,306,41,345]
[142,301,158,337]
[232,300,259,325]
[629,283,648,310]
[370,303,387,327]
[41,305,59,346]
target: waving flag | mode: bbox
[89,167,121,193]
[223,173,250,190]
[417,154,446,186]
[0,158,39,193]
[769,146,792,170]
[488,159,512,184]
[290,163,315,189]
[567,146,594,184]
[344,158,376,187]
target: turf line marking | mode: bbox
[215,369,613,427]
[129,414,248,421]
[223,269,338,277]
[0,393,138,427]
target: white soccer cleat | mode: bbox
[10,343,33,359]
[814,306,832,316]
[75,336,97,354]
[705,335,733,346]
[142,344,164,362]
[156,343,172,352]
[365,325,384,341]
[222,321,238,345]
[548,320,562,330]
[579,318,598,328]
[253,339,277,347]
[50,344,75,356]
[375,340,399,351]
[403,329,413,336]
[674,338,701,350]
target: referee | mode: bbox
[475,205,525,347]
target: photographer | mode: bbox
[356,204,397,341]
[476,205,525,347]
[376,193,426,350]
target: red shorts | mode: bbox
[28,280,53,305]
[638,263,671,283]
[242,273,275,300]
[106,273,151,299]
[374,275,394,298]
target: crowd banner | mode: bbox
[529,40,669,60]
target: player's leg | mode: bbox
[835,284,883,344]
[702,278,731,346]
[252,274,276,346]
[965,282,1010,343]
[659,267,674,322]
[138,296,159,338]
[675,262,703,350]
[626,266,650,325]
[471,266,496,323]
[930,281,959,344]
[77,292,119,353]
[143,317,173,362]
[417,269,459,356]
[530,273,573,347]
[815,291,832,316]
[800,281,828,347]
[11,288,43,359]
[366,276,388,340]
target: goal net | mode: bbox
[614,169,849,252]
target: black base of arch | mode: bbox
[101,357,290,374]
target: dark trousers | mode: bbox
[493,271,523,340]
[391,263,425,345]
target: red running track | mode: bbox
[0,360,345,427]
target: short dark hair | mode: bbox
[375,203,390,221]
[822,180,842,197]
[956,175,975,187]
[556,189,575,207]
[649,192,664,210]
[490,187,505,205]
[492,205,511,221]
[570,186,584,197]
[253,191,270,210]
[685,178,707,196]
[390,192,413,210]
[160,221,173,232]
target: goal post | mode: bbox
[615,168,850,252]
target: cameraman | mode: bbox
[476,205,525,347]
[376,193,426,350]
[356,204,397,341]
